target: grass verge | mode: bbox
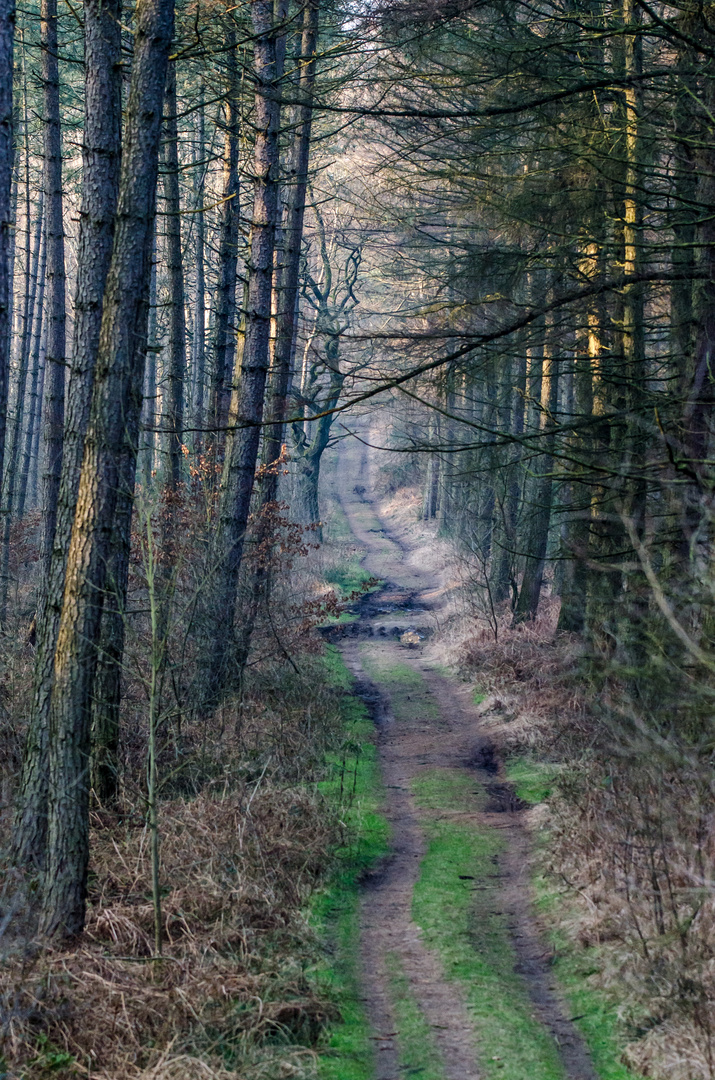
[503,758,643,1080]
[505,755,562,805]
[312,645,390,1080]
[534,880,644,1080]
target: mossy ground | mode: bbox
[412,768,567,1080]
[312,646,389,1080]
[505,755,563,805]
[384,951,445,1080]
[503,756,644,1080]
[314,645,643,1080]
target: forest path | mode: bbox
[334,439,598,1080]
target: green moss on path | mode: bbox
[385,952,445,1080]
[313,647,643,1080]
[412,769,567,1080]
[312,646,389,1080]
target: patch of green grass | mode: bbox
[505,756,562,805]
[319,556,382,626]
[323,558,374,598]
[360,650,439,724]
[28,1034,76,1073]
[321,643,353,691]
[533,880,645,1080]
[385,952,445,1080]
[323,497,354,543]
[472,687,486,705]
[312,647,390,1080]
[412,767,484,813]
[410,769,566,1080]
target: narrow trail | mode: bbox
[333,440,598,1080]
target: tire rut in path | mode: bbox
[335,445,598,1080]
[343,644,481,1080]
[419,667,600,1080]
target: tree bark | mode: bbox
[192,91,206,448]
[38,0,67,585]
[203,0,282,706]
[39,0,174,937]
[90,448,133,804]
[0,0,13,529]
[209,20,240,446]
[0,98,39,620]
[13,0,122,867]
[234,0,318,681]
[13,191,43,523]
[30,321,47,508]
[17,211,46,520]
[160,63,185,496]
[10,0,67,869]
[140,249,158,488]
[513,318,560,624]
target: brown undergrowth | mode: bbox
[0,483,366,1080]
[1,669,348,1079]
[458,603,715,1080]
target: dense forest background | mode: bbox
[1,0,715,1076]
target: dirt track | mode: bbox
[336,439,598,1080]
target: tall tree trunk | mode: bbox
[11,0,67,870]
[17,210,46,520]
[209,19,239,447]
[422,411,440,519]
[0,0,13,523]
[140,249,158,489]
[557,300,596,633]
[681,37,715,529]
[192,91,206,448]
[491,355,520,604]
[621,0,647,541]
[670,30,697,391]
[0,90,37,620]
[202,0,282,707]
[133,59,185,737]
[294,363,344,540]
[38,0,67,583]
[90,449,133,803]
[160,64,185,498]
[37,0,174,938]
[30,321,46,508]
[13,191,43,523]
[513,318,560,623]
[234,0,318,682]
[13,0,122,867]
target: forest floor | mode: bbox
[326,437,617,1080]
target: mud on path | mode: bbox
[334,444,598,1080]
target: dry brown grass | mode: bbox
[0,482,359,1080]
[457,601,715,1079]
[457,597,588,753]
[1,779,342,1079]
